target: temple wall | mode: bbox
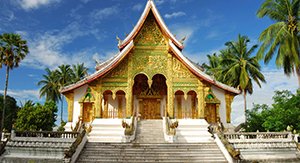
[73,84,88,125]
[211,86,226,124]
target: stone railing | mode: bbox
[14,131,79,138]
[224,132,293,142]
[224,132,298,150]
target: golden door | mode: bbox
[83,103,93,122]
[205,104,217,123]
[140,99,161,119]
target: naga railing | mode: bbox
[123,116,137,136]
[165,116,178,136]
[210,124,240,160]
[64,127,86,160]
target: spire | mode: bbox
[118,0,184,50]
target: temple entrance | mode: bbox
[133,74,167,119]
[83,103,93,122]
[205,104,217,123]
[140,99,161,119]
[204,91,220,123]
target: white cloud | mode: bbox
[0,89,41,104]
[200,9,222,27]
[22,22,106,70]
[155,0,165,5]
[17,0,60,10]
[132,3,143,11]
[170,24,196,45]
[164,11,186,19]
[80,0,93,3]
[231,69,298,125]
[3,10,15,21]
[90,6,119,21]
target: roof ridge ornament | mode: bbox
[116,36,122,45]
[180,36,186,44]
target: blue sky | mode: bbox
[0,0,298,125]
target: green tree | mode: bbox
[38,63,88,124]
[257,0,300,87]
[202,53,223,79]
[222,34,266,122]
[244,90,300,132]
[56,64,73,123]
[0,95,19,132]
[71,63,88,83]
[38,68,61,103]
[0,33,29,139]
[15,101,57,131]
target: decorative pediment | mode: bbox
[205,89,220,104]
[80,87,95,103]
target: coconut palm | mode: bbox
[257,0,300,87]
[71,63,88,83]
[56,64,73,123]
[37,68,61,103]
[222,34,266,122]
[0,33,29,139]
[202,53,223,79]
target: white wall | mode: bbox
[73,84,88,126]
[211,86,226,124]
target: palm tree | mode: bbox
[37,68,61,103]
[257,0,300,87]
[56,64,73,123]
[0,33,29,139]
[222,34,266,122]
[71,63,88,83]
[202,53,223,79]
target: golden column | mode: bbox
[65,92,74,122]
[197,85,205,118]
[90,85,101,118]
[126,53,133,117]
[225,92,235,123]
[167,54,174,118]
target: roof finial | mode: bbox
[180,36,186,44]
[116,36,122,45]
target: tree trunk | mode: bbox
[1,66,10,140]
[61,98,63,124]
[243,90,247,124]
[296,66,300,88]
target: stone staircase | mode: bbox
[134,120,165,143]
[176,119,213,143]
[76,142,227,163]
[88,119,124,142]
[76,119,227,162]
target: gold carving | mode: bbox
[225,92,235,123]
[65,92,74,122]
[134,12,167,46]
[173,57,194,78]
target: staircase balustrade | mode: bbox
[163,115,178,142]
[122,116,137,142]
[14,131,79,138]
[64,126,87,163]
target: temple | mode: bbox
[1,1,299,163]
[61,0,240,131]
